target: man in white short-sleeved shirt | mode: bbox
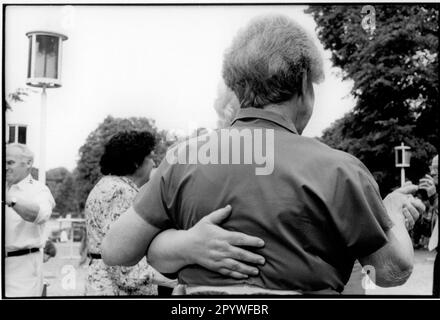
[4,143,55,297]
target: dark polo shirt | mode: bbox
[134,108,393,293]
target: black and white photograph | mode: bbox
[1,1,439,304]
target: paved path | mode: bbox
[43,242,86,296]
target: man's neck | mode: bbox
[263,102,295,125]
[7,173,30,189]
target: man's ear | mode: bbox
[26,158,33,168]
[299,72,308,98]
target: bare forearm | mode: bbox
[102,207,160,267]
[368,225,413,287]
[386,209,414,264]
[359,204,414,287]
[147,229,193,273]
[12,197,40,222]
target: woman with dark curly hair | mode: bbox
[84,130,169,295]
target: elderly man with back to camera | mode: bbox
[213,81,371,295]
[102,14,425,295]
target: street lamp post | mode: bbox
[394,142,412,187]
[26,31,68,184]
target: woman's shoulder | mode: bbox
[97,175,126,188]
[87,176,134,203]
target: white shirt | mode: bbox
[5,174,56,252]
[429,217,438,251]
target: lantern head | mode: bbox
[394,143,412,168]
[26,31,68,88]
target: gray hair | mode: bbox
[7,143,34,164]
[222,14,324,109]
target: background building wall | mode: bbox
[5,96,42,169]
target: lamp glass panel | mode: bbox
[27,37,32,78]
[403,151,411,166]
[35,35,59,79]
[396,149,403,165]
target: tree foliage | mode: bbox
[306,5,438,195]
[74,115,173,210]
[5,88,35,110]
[46,167,79,217]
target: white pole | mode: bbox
[400,143,406,187]
[70,223,74,259]
[401,167,405,187]
[39,85,47,184]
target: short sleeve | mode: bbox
[34,185,56,224]
[328,157,394,259]
[133,157,173,229]
[100,181,137,235]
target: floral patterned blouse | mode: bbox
[84,175,158,296]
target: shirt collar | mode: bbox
[14,174,33,190]
[231,107,299,135]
